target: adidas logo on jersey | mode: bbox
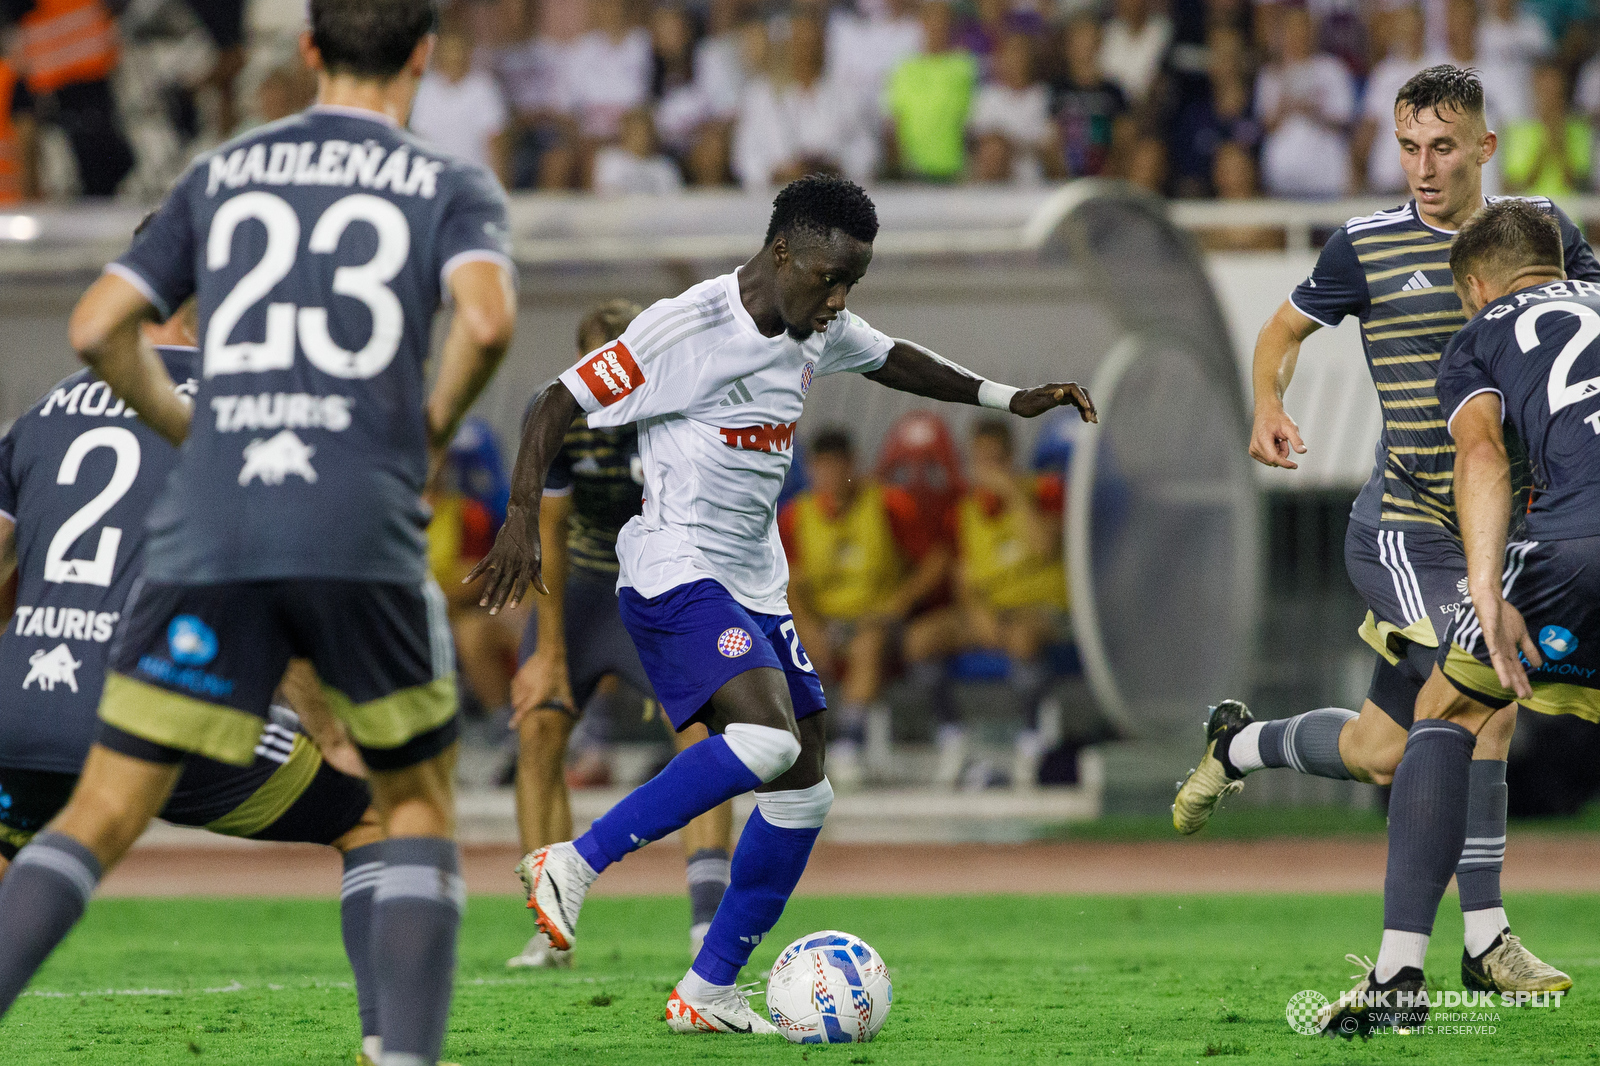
[1400,270,1432,292]
[719,378,755,408]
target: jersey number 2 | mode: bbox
[44,426,140,587]
[1516,300,1600,413]
[204,191,410,380]
[779,620,814,673]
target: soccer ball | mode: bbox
[766,930,892,1043]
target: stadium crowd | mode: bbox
[2,0,1599,205]
[428,404,1090,791]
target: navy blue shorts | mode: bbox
[618,579,826,731]
[1345,522,1469,663]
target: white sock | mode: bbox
[362,1035,381,1062]
[1375,929,1430,982]
[561,840,600,886]
[1462,907,1509,958]
[1228,722,1266,773]
[677,966,733,998]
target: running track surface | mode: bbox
[101,837,1600,897]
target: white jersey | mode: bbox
[559,269,893,614]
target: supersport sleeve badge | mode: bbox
[573,341,646,408]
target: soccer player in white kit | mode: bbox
[472,175,1096,1034]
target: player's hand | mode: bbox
[1012,383,1097,422]
[1250,405,1307,469]
[466,501,546,614]
[1477,594,1540,700]
[315,723,370,780]
[510,649,576,728]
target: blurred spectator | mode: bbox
[828,0,925,122]
[0,59,25,202]
[650,2,739,185]
[410,22,511,185]
[780,427,954,787]
[251,59,317,128]
[1255,4,1354,198]
[7,0,133,197]
[1520,0,1589,63]
[494,0,579,189]
[594,106,684,194]
[1353,4,1429,195]
[957,0,1049,74]
[1167,24,1262,197]
[1197,139,1286,248]
[1049,15,1133,178]
[565,0,653,143]
[1502,62,1590,199]
[1479,0,1552,76]
[1126,131,1168,191]
[1098,0,1174,105]
[1440,0,1517,196]
[733,14,878,188]
[180,0,247,136]
[885,1,978,181]
[969,32,1058,183]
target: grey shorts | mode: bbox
[518,569,655,713]
[1345,522,1469,664]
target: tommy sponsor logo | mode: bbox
[575,342,644,407]
[212,393,351,433]
[717,628,754,658]
[11,606,119,642]
[239,429,318,486]
[23,644,83,692]
[718,421,797,453]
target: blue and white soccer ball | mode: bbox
[766,930,892,1043]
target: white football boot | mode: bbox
[506,930,573,969]
[515,842,596,952]
[665,980,778,1035]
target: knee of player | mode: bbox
[723,721,802,783]
[755,777,835,829]
[519,708,574,749]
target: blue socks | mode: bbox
[575,735,761,875]
[1384,720,1476,934]
[694,809,821,986]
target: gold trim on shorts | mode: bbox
[98,673,264,767]
[319,675,457,751]
[1358,610,1439,666]
[1443,644,1600,723]
[205,735,324,838]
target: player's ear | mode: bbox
[298,30,324,75]
[406,33,435,80]
[771,234,789,269]
[1478,128,1497,165]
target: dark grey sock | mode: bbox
[686,847,730,928]
[1457,759,1508,913]
[339,842,383,1041]
[1384,720,1475,934]
[0,831,102,1016]
[1256,708,1357,779]
[371,836,464,1066]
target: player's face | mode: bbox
[774,231,874,342]
[811,451,855,499]
[1395,104,1491,219]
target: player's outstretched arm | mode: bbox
[68,273,191,446]
[1452,392,1539,697]
[467,379,580,614]
[427,260,518,475]
[1249,300,1320,469]
[863,340,1096,421]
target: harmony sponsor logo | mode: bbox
[575,342,644,407]
[22,644,83,692]
[167,615,218,667]
[239,430,318,486]
[10,606,119,642]
[211,393,351,433]
[718,421,797,453]
[1538,625,1576,660]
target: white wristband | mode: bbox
[978,380,1020,412]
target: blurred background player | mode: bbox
[0,306,388,1063]
[506,298,733,968]
[1328,199,1592,1032]
[780,425,953,788]
[1175,66,1592,993]
[0,5,518,1066]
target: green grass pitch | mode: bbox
[7,892,1598,1064]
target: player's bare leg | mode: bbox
[0,746,180,1015]
[674,722,734,960]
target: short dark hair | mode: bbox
[764,174,879,247]
[810,427,854,458]
[972,416,1013,454]
[311,0,437,80]
[577,298,642,350]
[1450,199,1564,288]
[1395,64,1484,124]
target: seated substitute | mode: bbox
[0,310,389,1064]
[508,300,733,968]
[1325,198,1587,1035]
[778,426,953,786]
